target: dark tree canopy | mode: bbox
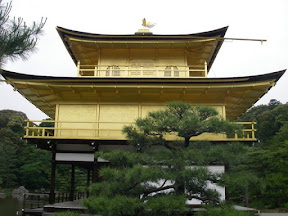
[0,0,46,65]
[238,99,288,144]
[0,109,27,187]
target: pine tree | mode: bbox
[84,102,240,216]
[0,0,46,65]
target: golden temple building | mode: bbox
[1,25,285,205]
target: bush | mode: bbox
[195,205,257,216]
[54,212,80,216]
[83,195,143,216]
[144,195,186,216]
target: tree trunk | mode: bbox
[244,185,249,207]
[184,137,190,147]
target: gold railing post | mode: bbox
[234,131,238,139]
[42,128,45,137]
[204,61,208,77]
[125,66,129,77]
[156,66,159,77]
[251,122,255,139]
[94,66,97,76]
[77,61,81,76]
[26,120,30,136]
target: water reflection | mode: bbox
[0,195,22,216]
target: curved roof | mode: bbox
[1,69,285,120]
[57,26,228,72]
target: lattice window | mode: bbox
[165,66,179,77]
[106,66,120,76]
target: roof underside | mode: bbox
[2,70,285,121]
[56,26,228,72]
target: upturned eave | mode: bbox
[56,26,228,72]
[1,69,285,121]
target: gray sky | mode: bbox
[1,0,288,120]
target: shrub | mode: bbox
[195,205,257,216]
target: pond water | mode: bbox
[0,196,22,216]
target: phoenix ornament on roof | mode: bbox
[142,18,155,28]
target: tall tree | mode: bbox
[0,109,27,187]
[0,0,46,65]
[231,101,288,208]
[84,102,239,216]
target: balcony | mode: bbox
[24,120,257,142]
[77,63,208,78]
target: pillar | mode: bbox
[92,160,99,183]
[69,164,75,201]
[86,169,91,197]
[49,146,56,204]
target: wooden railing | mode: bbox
[23,193,49,210]
[233,122,257,140]
[21,192,88,215]
[77,63,208,78]
[22,192,87,209]
[24,120,257,141]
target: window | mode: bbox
[106,66,120,76]
[165,66,179,77]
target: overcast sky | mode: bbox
[1,0,287,120]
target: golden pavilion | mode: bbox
[1,25,285,205]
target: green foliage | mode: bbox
[231,100,288,208]
[238,99,288,144]
[273,122,288,143]
[0,110,27,187]
[195,205,257,216]
[84,149,222,215]
[0,110,53,190]
[53,212,80,216]
[0,109,75,192]
[85,102,240,215]
[123,101,239,150]
[145,195,186,216]
[4,188,12,196]
[84,195,143,216]
[0,0,46,65]
[244,143,288,208]
[95,150,149,168]
[20,148,50,190]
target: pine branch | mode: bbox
[142,184,175,199]
[0,0,46,64]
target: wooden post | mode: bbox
[92,160,99,183]
[86,169,91,197]
[224,164,229,201]
[69,164,75,201]
[49,146,56,204]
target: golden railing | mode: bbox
[24,120,257,141]
[77,63,208,78]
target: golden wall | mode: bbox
[55,103,226,140]
[96,49,188,77]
